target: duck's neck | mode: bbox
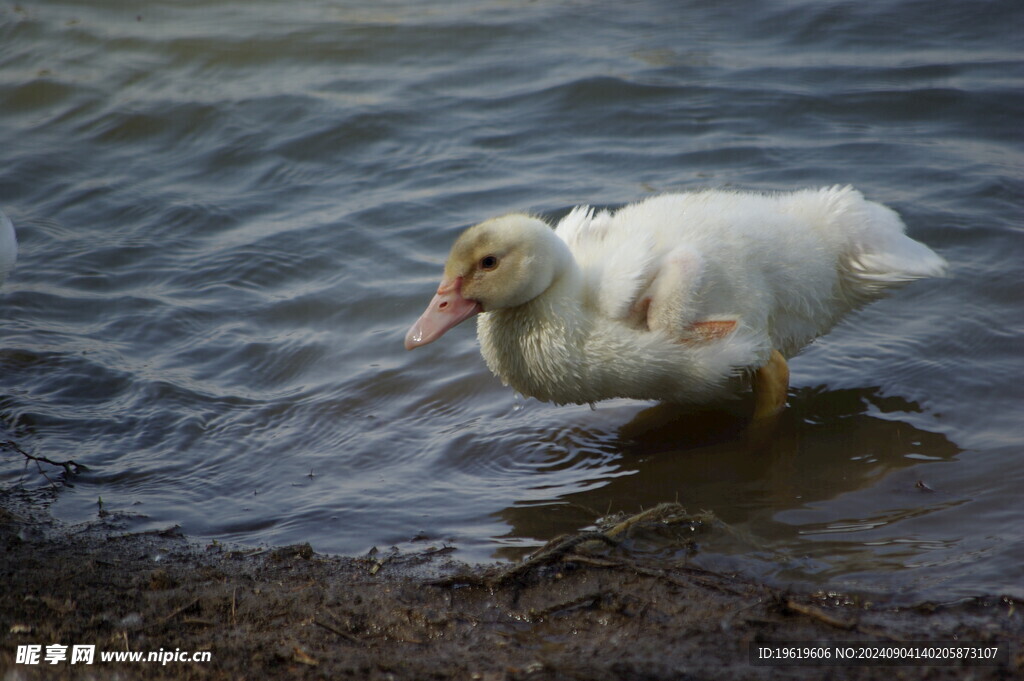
[476,257,589,404]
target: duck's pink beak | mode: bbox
[405,276,482,350]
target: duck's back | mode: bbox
[559,187,945,357]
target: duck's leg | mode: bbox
[752,349,789,420]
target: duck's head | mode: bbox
[405,214,566,350]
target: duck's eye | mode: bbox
[480,255,499,270]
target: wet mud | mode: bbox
[1,489,1020,680]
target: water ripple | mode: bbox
[1,0,1022,596]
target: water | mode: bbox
[1,0,1022,604]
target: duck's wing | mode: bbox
[555,205,658,321]
[556,204,743,344]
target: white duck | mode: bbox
[405,187,945,418]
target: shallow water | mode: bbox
[1,0,1022,603]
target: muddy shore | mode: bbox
[1,487,1020,680]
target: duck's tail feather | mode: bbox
[841,196,946,299]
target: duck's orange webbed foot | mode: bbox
[752,349,789,421]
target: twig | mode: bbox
[568,553,745,596]
[292,646,318,666]
[2,440,90,476]
[528,591,604,620]
[33,463,58,489]
[425,534,617,590]
[502,531,619,583]
[785,600,856,630]
[313,619,364,645]
[159,598,200,624]
[180,618,216,627]
[603,502,702,539]
[426,571,493,589]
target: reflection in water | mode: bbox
[2,0,1019,603]
[493,386,962,580]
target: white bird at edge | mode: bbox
[405,186,946,420]
[0,210,16,286]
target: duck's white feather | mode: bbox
[474,186,944,405]
[477,272,767,405]
[555,205,657,320]
[559,186,943,354]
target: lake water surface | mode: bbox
[1,0,1022,604]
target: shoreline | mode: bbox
[1,487,1020,680]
